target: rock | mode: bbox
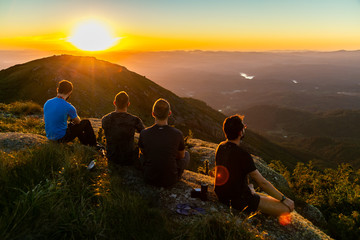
[252,156,295,199]
[89,118,102,134]
[0,132,48,152]
[297,203,327,228]
[114,166,332,240]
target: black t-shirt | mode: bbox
[102,111,144,163]
[138,124,185,187]
[214,141,257,200]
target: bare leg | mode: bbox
[257,195,291,216]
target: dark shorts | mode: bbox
[219,193,260,213]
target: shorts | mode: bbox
[219,192,260,213]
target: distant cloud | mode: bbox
[221,89,248,95]
[337,91,360,96]
[240,72,254,79]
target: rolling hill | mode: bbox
[0,55,227,142]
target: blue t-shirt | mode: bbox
[43,97,78,140]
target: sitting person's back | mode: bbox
[139,98,190,187]
[215,115,295,216]
[215,140,256,203]
[102,91,144,165]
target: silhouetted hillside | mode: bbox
[0,55,226,142]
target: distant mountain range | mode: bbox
[242,105,360,169]
[93,50,360,113]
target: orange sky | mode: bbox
[1,0,360,51]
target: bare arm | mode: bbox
[249,169,295,211]
[71,116,81,125]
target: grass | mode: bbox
[0,101,42,116]
[0,101,262,239]
[0,142,262,239]
[176,214,265,240]
[0,143,174,239]
[0,101,45,135]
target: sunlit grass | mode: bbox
[0,142,262,239]
[0,101,42,116]
[0,101,261,239]
[0,143,173,239]
[177,214,265,240]
[0,116,45,135]
[0,101,44,135]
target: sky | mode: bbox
[1,0,360,51]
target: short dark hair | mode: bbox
[152,98,170,120]
[223,115,245,140]
[57,80,73,94]
[114,91,129,109]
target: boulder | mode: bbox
[115,166,332,240]
[0,132,47,152]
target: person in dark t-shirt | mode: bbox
[138,98,190,187]
[102,91,145,165]
[215,115,295,216]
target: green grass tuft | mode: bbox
[177,214,265,240]
[0,101,42,116]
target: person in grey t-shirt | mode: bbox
[139,98,190,187]
[102,91,144,165]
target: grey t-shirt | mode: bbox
[102,111,144,164]
[138,124,185,187]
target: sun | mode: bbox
[68,20,119,51]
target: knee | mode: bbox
[80,119,91,126]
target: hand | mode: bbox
[248,184,255,194]
[282,198,295,212]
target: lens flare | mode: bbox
[279,213,292,226]
[215,165,230,186]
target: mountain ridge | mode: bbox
[0,55,226,142]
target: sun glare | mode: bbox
[68,20,119,51]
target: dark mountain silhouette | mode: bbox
[0,55,225,142]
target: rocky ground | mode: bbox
[0,132,47,152]
[0,117,332,240]
[115,138,332,240]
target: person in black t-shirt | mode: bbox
[138,98,190,187]
[215,115,295,216]
[102,91,145,165]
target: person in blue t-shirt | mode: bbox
[43,80,97,146]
